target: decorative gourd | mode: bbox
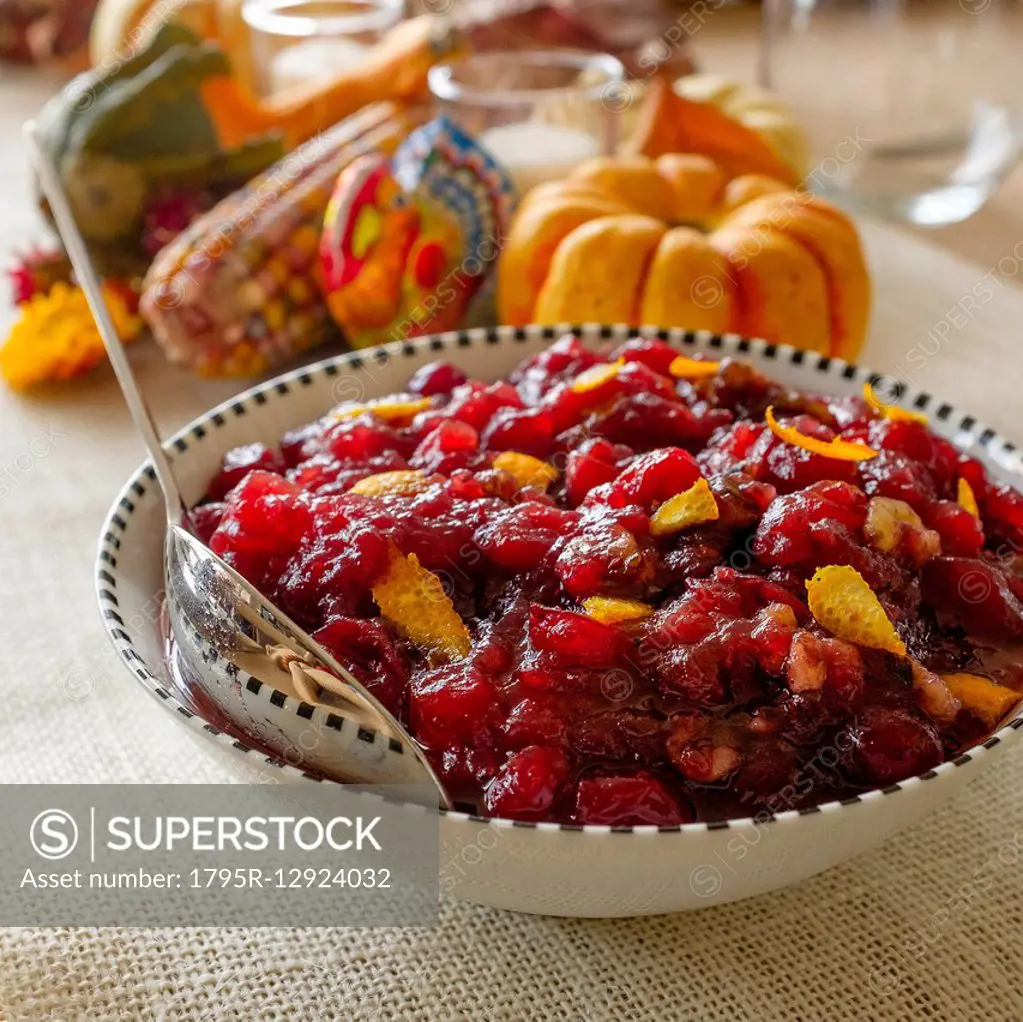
[670,74,810,182]
[535,73,809,184]
[90,0,247,86]
[497,154,870,360]
[39,17,458,275]
[625,77,802,186]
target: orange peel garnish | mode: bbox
[371,544,470,660]
[582,597,655,625]
[492,451,559,491]
[350,470,433,498]
[957,477,980,518]
[941,672,1019,726]
[863,382,929,425]
[571,358,624,394]
[766,406,879,462]
[331,394,433,424]
[649,477,720,536]
[669,355,722,379]
[805,565,907,656]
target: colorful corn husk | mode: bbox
[140,103,420,377]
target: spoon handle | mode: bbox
[25,121,187,527]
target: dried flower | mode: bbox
[0,281,142,390]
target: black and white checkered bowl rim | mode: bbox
[96,324,1023,834]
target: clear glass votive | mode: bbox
[760,0,1023,227]
[428,49,627,196]
[242,0,405,97]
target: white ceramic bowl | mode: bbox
[96,324,1023,917]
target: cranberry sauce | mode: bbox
[193,337,1023,824]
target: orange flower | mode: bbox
[1,281,141,390]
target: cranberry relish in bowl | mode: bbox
[193,335,1023,826]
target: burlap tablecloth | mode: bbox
[2,67,1023,1021]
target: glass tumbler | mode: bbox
[242,0,404,97]
[428,49,626,196]
[760,0,1023,226]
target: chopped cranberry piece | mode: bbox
[207,442,285,500]
[483,745,571,820]
[410,663,500,750]
[312,616,409,717]
[922,499,984,557]
[655,643,728,704]
[611,337,680,378]
[189,502,226,544]
[211,472,311,561]
[841,708,943,786]
[922,557,1023,642]
[407,360,468,396]
[502,697,569,748]
[698,419,767,476]
[476,502,580,572]
[589,447,701,510]
[324,418,402,464]
[564,438,630,505]
[859,450,936,511]
[986,482,1023,532]
[554,521,653,598]
[529,605,628,669]
[753,481,868,568]
[481,406,556,459]
[574,772,693,826]
[281,421,324,467]
[409,419,481,475]
[590,392,729,450]
[511,334,602,396]
[615,360,678,401]
[275,519,390,624]
[445,381,524,432]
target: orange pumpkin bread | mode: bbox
[497,153,871,361]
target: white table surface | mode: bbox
[2,64,1023,1022]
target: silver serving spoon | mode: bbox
[26,122,450,808]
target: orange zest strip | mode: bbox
[571,358,625,394]
[941,672,1019,726]
[863,382,929,425]
[582,597,655,625]
[331,395,433,424]
[766,405,879,462]
[957,477,980,518]
[371,544,471,661]
[350,470,433,497]
[669,355,722,379]
[805,565,907,656]
[492,451,559,490]
[649,477,720,536]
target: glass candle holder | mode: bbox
[760,0,1023,226]
[428,50,626,196]
[242,0,404,97]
